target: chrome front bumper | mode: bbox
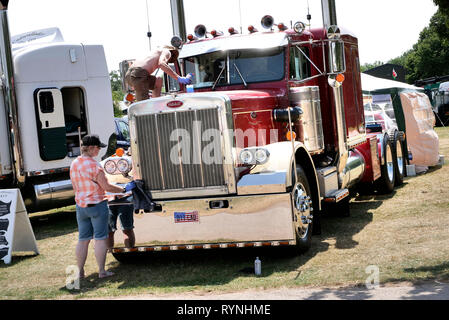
[113,193,295,249]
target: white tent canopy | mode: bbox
[439,81,449,91]
[361,73,422,92]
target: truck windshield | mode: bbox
[184,47,285,89]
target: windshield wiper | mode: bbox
[211,64,226,91]
[233,63,248,88]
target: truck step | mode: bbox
[323,188,350,203]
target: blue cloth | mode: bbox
[124,181,136,192]
[177,73,193,85]
[76,200,110,241]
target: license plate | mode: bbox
[174,211,199,223]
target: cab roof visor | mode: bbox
[179,32,288,59]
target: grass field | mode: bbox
[0,127,448,300]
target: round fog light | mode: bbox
[117,159,131,173]
[104,160,117,174]
[255,148,269,164]
[240,149,254,165]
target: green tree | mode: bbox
[388,49,412,68]
[109,70,124,117]
[433,0,449,17]
[404,10,449,83]
[360,61,384,73]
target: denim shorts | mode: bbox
[76,200,110,241]
[108,196,134,232]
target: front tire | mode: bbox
[291,165,313,254]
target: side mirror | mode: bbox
[328,39,346,74]
[163,63,181,93]
[101,133,118,161]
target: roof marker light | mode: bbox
[210,30,223,37]
[228,27,239,35]
[248,25,258,33]
[187,34,197,41]
[277,22,287,31]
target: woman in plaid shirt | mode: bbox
[70,135,135,279]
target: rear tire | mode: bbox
[291,165,313,254]
[375,134,395,194]
[392,131,406,186]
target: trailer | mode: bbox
[105,0,407,260]
[0,3,116,210]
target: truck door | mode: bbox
[33,88,67,161]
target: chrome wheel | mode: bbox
[386,143,394,182]
[376,133,396,194]
[396,139,404,176]
[292,182,313,240]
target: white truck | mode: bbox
[0,4,115,210]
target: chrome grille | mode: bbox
[135,108,225,191]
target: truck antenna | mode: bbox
[146,0,152,51]
[307,0,312,28]
[238,0,243,34]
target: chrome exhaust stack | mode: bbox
[33,179,75,208]
[321,0,338,29]
[321,0,350,188]
[170,0,187,42]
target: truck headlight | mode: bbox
[104,160,117,174]
[254,148,270,164]
[117,159,132,174]
[239,148,270,165]
[239,149,254,165]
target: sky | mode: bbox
[7,0,438,72]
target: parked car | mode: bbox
[364,103,396,131]
[114,117,130,150]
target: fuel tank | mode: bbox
[289,86,324,153]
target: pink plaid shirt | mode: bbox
[70,155,106,208]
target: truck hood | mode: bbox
[128,89,287,116]
[219,89,285,112]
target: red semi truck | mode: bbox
[106,5,406,260]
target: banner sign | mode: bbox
[0,189,39,264]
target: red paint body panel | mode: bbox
[357,135,382,183]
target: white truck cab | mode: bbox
[1,15,115,210]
